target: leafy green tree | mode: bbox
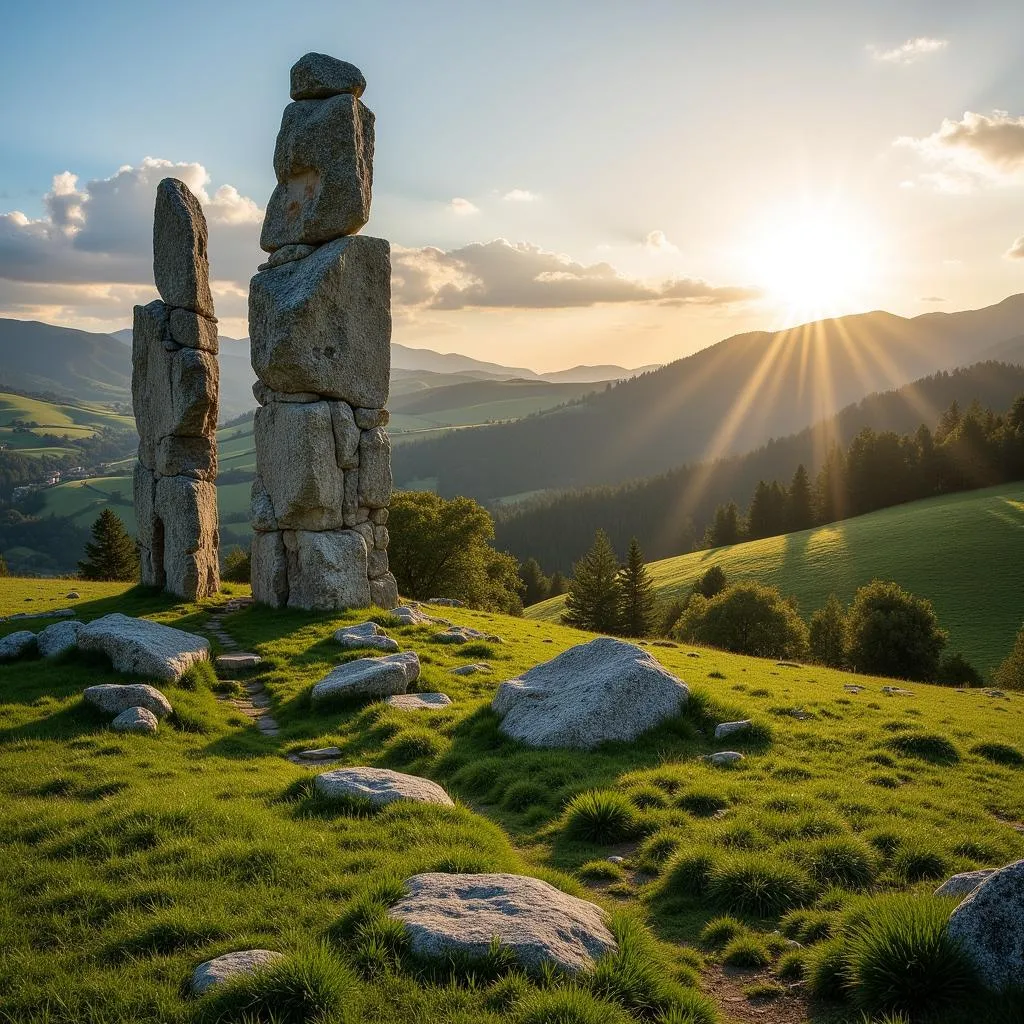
[674,582,809,659]
[994,624,1024,691]
[936,652,982,688]
[809,594,848,667]
[693,564,727,599]
[78,509,138,581]
[658,597,688,637]
[787,464,814,532]
[564,529,622,633]
[519,557,551,606]
[547,570,567,598]
[845,580,947,682]
[387,491,523,613]
[617,537,656,637]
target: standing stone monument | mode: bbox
[132,179,220,600]
[249,53,397,610]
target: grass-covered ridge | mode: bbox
[527,482,1024,674]
[1,578,1023,1023]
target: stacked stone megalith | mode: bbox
[132,178,220,600]
[249,53,397,611]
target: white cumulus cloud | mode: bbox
[1006,236,1024,260]
[643,229,679,254]
[502,189,539,202]
[448,197,480,216]
[868,37,948,64]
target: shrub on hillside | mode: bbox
[221,545,251,583]
[936,651,983,687]
[993,622,1024,691]
[845,580,947,682]
[673,583,809,660]
[693,565,727,599]
[564,790,639,843]
[809,594,847,667]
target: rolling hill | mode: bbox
[526,482,1024,674]
[0,392,135,459]
[393,295,1024,502]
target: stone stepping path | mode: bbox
[220,679,280,737]
[287,746,343,766]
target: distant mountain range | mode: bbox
[393,295,1024,500]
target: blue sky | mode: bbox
[2,0,1023,369]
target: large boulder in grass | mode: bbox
[314,766,453,806]
[78,613,209,682]
[492,638,689,750]
[948,859,1024,991]
[310,651,419,705]
[84,683,172,720]
[388,873,616,975]
[190,949,284,995]
[0,630,36,662]
[37,620,82,658]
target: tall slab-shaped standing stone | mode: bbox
[154,179,215,318]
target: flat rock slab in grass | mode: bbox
[111,706,159,734]
[216,653,262,671]
[314,766,453,806]
[78,613,209,682]
[704,751,744,766]
[492,637,689,750]
[881,686,914,696]
[335,621,399,653]
[935,869,996,899]
[385,693,452,711]
[452,663,491,676]
[391,605,436,626]
[388,873,616,975]
[311,652,420,705]
[714,720,752,740]
[190,949,284,995]
[0,630,36,662]
[295,746,343,761]
[84,683,173,719]
[433,626,501,644]
[37,620,82,658]
[948,859,1024,991]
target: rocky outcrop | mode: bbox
[311,651,420,705]
[388,873,617,975]
[314,766,453,806]
[335,621,399,653]
[190,950,284,995]
[133,178,219,599]
[84,683,173,719]
[947,859,1024,991]
[250,53,393,611]
[492,638,689,749]
[78,613,209,682]
[934,869,996,899]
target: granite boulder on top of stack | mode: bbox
[250,52,397,612]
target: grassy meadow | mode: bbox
[1,577,1023,1022]
[527,483,1024,674]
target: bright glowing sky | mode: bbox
[1,0,1023,371]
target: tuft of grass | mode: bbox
[699,916,745,949]
[502,780,549,812]
[706,854,814,917]
[970,741,1024,766]
[516,986,633,1024]
[564,790,639,844]
[677,789,729,816]
[459,641,496,659]
[743,980,786,1001]
[661,849,718,897]
[627,785,670,809]
[779,908,834,944]
[886,732,960,764]
[181,658,219,690]
[577,860,625,882]
[720,935,771,969]
[892,844,948,883]
[805,936,849,1001]
[787,835,879,889]
[775,949,806,981]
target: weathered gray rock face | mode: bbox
[111,706,160,734]
[37,620,82,658]
[311,651,420,705]
[492,638,689,750]
[386,692,452,710]
[84,683,173,719]
[714,720,752,740]
[250,235,391,406]
[261,95,374,251]
[335,621,399,653]
[153,178,215,317]
[0,630,36,661]
[314,766,453,806]
[78,613,209,682]
[391,605,435,626]
[935,869,996,899]
[134,178,220,600]
[388,873,617,975]
[191,950,284,996]
[250,54,392,613]
[948,859,1024,990]
[290,52,366,100]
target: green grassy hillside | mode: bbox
[0,392,134,458]
[527,483,1024,674]
[1,578,1023,1023]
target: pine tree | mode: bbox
[787,464,814,532]
[563,529,622,633]
[617,537,656,637]
[519,557,551,606]
[547,571,567,598]
[704,502,742,547]
[0,551,9,577]
[78,509,139,582]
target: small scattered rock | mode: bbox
[335,621,399,653]
[215,652,262,671]
[704,751,744,766]
[190,949,284,995]
[607,856,625,865]
[296,747,343,761]
[111,706,159,734]
[433,626,501,645]
[427,598,464,607]
[882,686,914,696]
[451,663,492,676]
[66,591,81,599]
[388,873,616,975]
[84,683,173,719]
[935,869,996,899]
[37,620,82,658]
[687,652,700,658]
[714,720,752,740]
[776,661,802,669]
[314,766,453,806]
[0,630,36,662]
[391,605,434,626]
[386,693,452,711]
[844,684,866,694]
[311,652,420,705]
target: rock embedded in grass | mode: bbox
[0,630,36,662]
[948,859,1024,991]
[294,746,343,761]
[385,692,452,710]
[311,651,420,705]
[78,613,209,682]
[451,663,491,676]
[714,720,752,740]
[391,605,435,626]
[934,868,996,899]
[84,683,173,720]
[433,626,501,644]
[111,706,159,734]
[314,766,453,806]
[704,751,744,766]
[492,637,688,750]
[36,620,82,658]
[215,652,262,671]
[388,872,616,975]
[335,621,400,653]
[190,949,284,995]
